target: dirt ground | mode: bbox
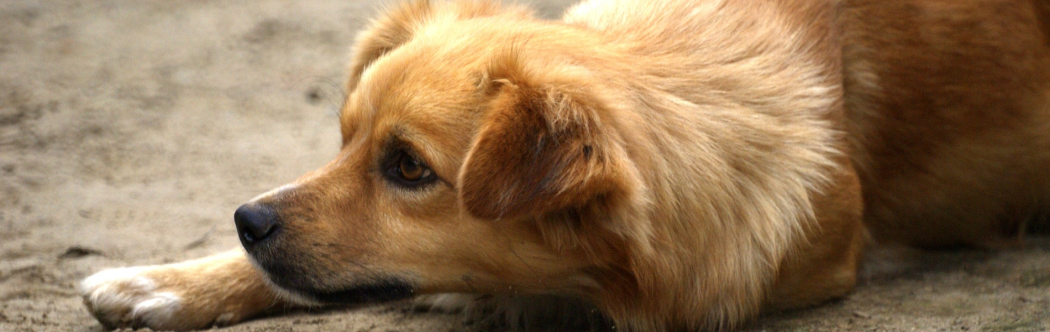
[1,1,1048,331]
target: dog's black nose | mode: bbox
[234,203,280,245]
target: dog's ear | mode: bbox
[458,59,639,220]
[347,0,528,91]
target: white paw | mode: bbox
[79,267,183,329]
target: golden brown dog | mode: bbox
[79,0,1050,331]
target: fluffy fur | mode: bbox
[80,0,1050,331]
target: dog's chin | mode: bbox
[294,280,416,305]
[264,279,416,307]
[245,252,416,306]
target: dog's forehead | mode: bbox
[338,18,545,152]
[339,42,489,157]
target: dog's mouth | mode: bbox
[300,280,416,305]
[247,252,416,305]
[266,270,417,305]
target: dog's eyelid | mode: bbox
[383,138,428,166]
[381,128,442,168]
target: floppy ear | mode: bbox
[458,63,639,220]
[346,0,528,91]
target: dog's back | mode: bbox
[842,0,1050,248]
[572,0,1050,247]
[562,0,1050,242]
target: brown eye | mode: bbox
[398,154,427,181]
[386,151,435,188]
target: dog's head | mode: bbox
[235,0,648,307]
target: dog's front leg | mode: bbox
[80,249,296,330]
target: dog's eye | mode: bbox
[398,154,428,181]
[386,152,435,187]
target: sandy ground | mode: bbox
[1,1,1048,331]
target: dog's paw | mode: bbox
[80,251,289,330]
[80,264,251,330]
[80,266,197,330]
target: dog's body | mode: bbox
[80,0,1050,331]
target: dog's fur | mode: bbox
[80,0,1050,331]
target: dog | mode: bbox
[79,0,1050,331]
